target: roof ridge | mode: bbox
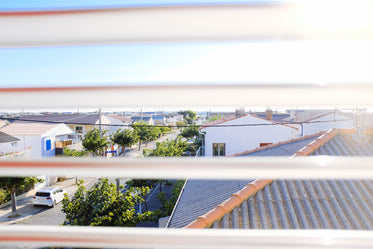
[199,115,244,130]
[291,128,356,156]
[230,131,325,157]
[184,179,272,228]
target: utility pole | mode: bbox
[99,108,102,138]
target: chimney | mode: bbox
[289,110,295,120]
[235,108,245,117]
[265,109,273,121]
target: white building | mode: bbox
[0,122,75,158]
[287,110,354,136]
[200,114,298,157]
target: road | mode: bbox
[15,131,180,225]
[16,177,97,226]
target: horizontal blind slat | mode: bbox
[0,226,372,248]
[1,157,373,179]
[1,84,373,108]
[1,2,373,47]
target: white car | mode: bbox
[33,187,66,207]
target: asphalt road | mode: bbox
[16,178,97,226]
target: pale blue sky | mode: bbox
[0,0,372,88]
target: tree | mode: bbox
[179,110,197,124]
[63,148,87,184]
[132,122,152,150]
[156,180,185,218]
[158,125,171,136]
[143,138,188,157]
[63,148,88,157]
[208,114,222,122]
[112,129,138,156]
[61,178,154,226]
[149,126,161,141]
[82,128,109,156]
[176,121,186,129]
[180,125,199,139]
[0,177,43,217]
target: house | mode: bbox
[285,109,354,136]
[0,122,76,158]
[0,131,21,157]
[200,112,298,157]
[131,115,153,125]
[106,115,131,134]
[167,128,373,229]
[14,113,112,137]
[152,115,166,125]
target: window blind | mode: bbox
[1,1,373,248]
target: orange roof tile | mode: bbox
[185,179,273,228]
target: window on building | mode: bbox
[75,126,83,134]
[213,143,225,157]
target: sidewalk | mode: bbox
[0,177,97,225]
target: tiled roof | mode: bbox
[232,132,324,157]
[200,114,297,130]
[168,133,323,228]
[108,114,132,123]
[167,180,252,228]
[15,113,101,125]
[0,122,61,136]
[0,131,19,143]
[184,129,373,229]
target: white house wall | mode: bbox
[203,115,296,157]
[302,114,354,136]
[11,135,43,158]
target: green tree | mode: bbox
[63,148,88,157]
[143,138,188,157]
[0,177,43,217]
[149,126,161,141]
[82,128,109,156]
[158,125,171,136]
[180,125,199,139]
[132,122,152,150]
[156,180,185,218]
[176,121,186,129]
[112,128,138,156]
[61,178,154,226]
[179,110,197,124]
[208,114,222,122]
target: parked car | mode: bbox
[33,187,66,207]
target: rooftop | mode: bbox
[182,129,373,229]
[0,131,19,143]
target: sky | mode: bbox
[0,1,372,88]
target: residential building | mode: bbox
[168,129,373,230]
[15,113,111,137]
[0,131,21,157]
[200,113,298,157]
[131,115,153,125]
[285,109,354,136]
[152,115,166,125]
[0,122,76,158]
